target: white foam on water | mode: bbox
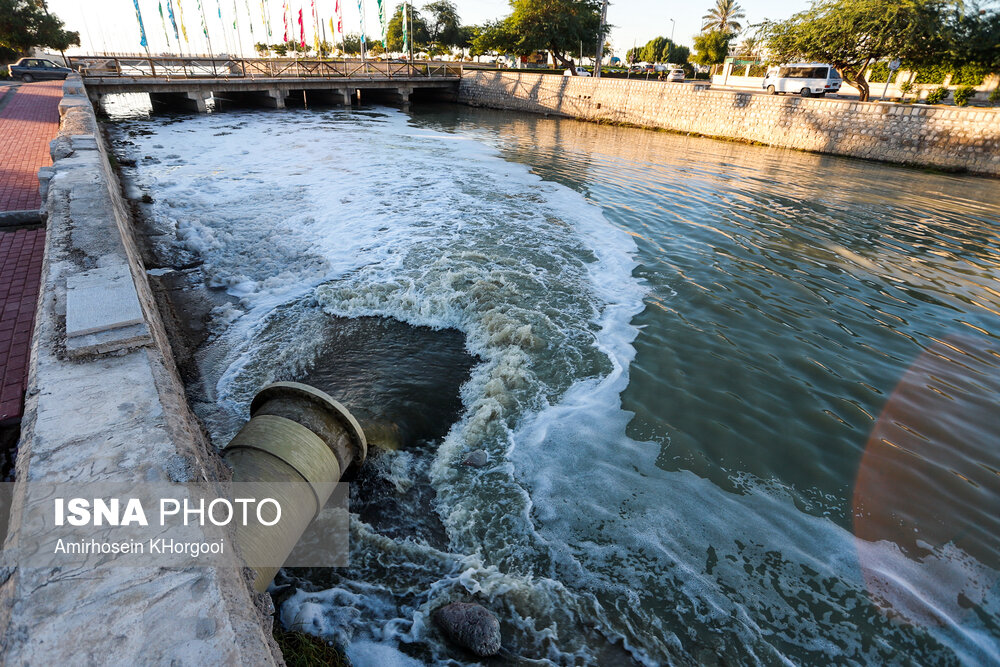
[113,106,998,664]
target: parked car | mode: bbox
[563,67,591,77]
[762,63,842,97]
[667,68,685,83]
[8,57,74,82]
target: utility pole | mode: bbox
[594,0,608,78]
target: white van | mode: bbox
[762,63,842,97]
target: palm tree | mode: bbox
[701,0,746,34]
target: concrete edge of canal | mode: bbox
[458,71,1000,178]
[0,75,283,665]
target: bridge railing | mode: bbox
[76,56,463,80]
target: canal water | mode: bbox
[106,96,999,665]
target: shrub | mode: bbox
[989,87,1000,104]
[925,86,948,104]
[950,66,988,86]
[897,79,913,102]
[952,85,975,107]
[914,65,948,84]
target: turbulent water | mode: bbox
[106,95,1000,666]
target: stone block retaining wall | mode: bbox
[459,71,1000,176]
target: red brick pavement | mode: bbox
[0,82,62,423]
[0,81,62,212]
[0,229,45,422]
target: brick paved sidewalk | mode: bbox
[0,229,44,422]
[0,81,63,423]
[0,81,62,212]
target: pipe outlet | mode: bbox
[222,382,366,592]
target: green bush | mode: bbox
[748,64,767,77]
[914,65,948,84]
[990,86,1000,104]
[952,85,975,107]
[950,66,988,86]
[925,86,949,104]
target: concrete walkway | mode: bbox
[0,81,61,424]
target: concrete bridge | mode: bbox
[79,56,462,111]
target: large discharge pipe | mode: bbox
[222,382,367,592]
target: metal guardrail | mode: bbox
[75,56,463,80]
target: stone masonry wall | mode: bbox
[458,71,1000,177]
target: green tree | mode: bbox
[342,33,366,55]
[764,0,950,101]
[692,29,733,66]
[636,36,690,64]
[387,4,430,52]
[423,0,463,48]
[270,42,288,56]
[702,0,746,33]
[0,0,79,56]
[476,0,604,72]
[950,2,1000,71]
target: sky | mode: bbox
[47,0,811,60]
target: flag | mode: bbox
[298,8,305,49]
[244,0,255,37]
[283,0,288,41]
[175,0,189,42]
[401,0,407,54]
[358,0,366,49]
[167,0,181,41]
[133,0,149,49]
[197,0,210,38]
[261,0,272,37]
[159,1,172,46]
[311,0,319,53]
[335,0,342,34]
[376,0,385,50]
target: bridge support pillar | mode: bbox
[394,86,412,106]
[149,91,210,113]
[342,89,352,106]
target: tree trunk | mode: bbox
[550,47,575,73]
[855,74,870,102]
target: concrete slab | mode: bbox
[66,265,146,336]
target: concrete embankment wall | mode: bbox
[0,76,281,664]
[458,71,1000,177]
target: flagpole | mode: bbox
[407,0,413,70]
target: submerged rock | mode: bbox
[433,602,501,657]
[461,450,488,467]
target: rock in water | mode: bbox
[433,602,502,657]
[462,450,488,467]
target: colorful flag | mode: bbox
[159,1,173,46]
[175,0,189,42]
[311,0,319,53]
[133,0,149,49]
[244,0,255,37]
[358,0,366,50]
[298,8,305,49]
[167,0,181,41]
[335,0,342,34]
[376,0,385,50]
[401,0,407,54]
[283,0,288,41]
[197,0,210,38]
